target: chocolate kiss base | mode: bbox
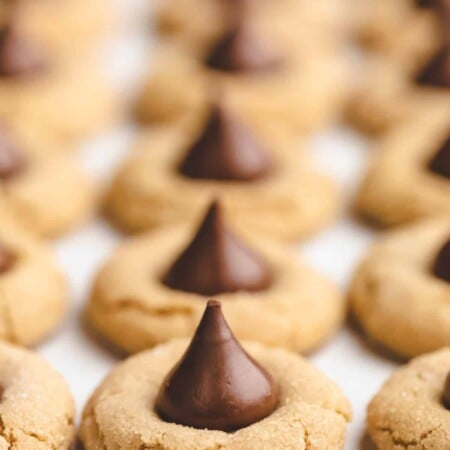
[428,136,450,179]
[155,300,279,431]
[433,238,450,282]
[162,200,273,296]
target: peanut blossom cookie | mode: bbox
[367,348,450,449]
[0,124,94,238]
[107,102,339,240]
[0,208,67,345]
[348,16,450,135]
[350,218,450,358]
[88,201,345,354]
[0,17,116,142]
[0,342,75,449]
[81,300,352,450]
[353,0,442,64]
[135,9,348,132]
[155,0,347,54]
[0,0,113,58]
[356,111,449,225]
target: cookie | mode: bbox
[155,0,347,55]
[0,204,67,345]
[81,301,351,449]
[367,348,450,449]
[0,342,75,449]
[0,124,95,238]
[0,21,117,142]
[350,217,450,358]
[348,23,449,134]
[352,0,441,65]
[88,200,345,354]
[0,0,114,58]
[135,11,348,133]
[107,102,339,240]
[356,110,449,226]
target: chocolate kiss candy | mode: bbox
[433,238,450,282]
[179,103,273,181]
[0,127,26,179]
[0,244,15,274]
[163,200,272,296]
[155,299,279,431]
[416,45,450,88]
[443,370,450,409]
[0,25,47,77]
[205,18,282,73]
[428,135,450,179]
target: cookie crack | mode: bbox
[378,423,443,448]
[0,413,14,448]
[90,405,107,450]
[294,417,310,450]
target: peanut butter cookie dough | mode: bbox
[107,103,339,240]
[0,342,75,449]
[88,201,345,354]
[155,0,347,54]
[0,20,117,142]
[350,218,450,358]
[356,111,450,226]
[0,0,113,58]
[81,301,351,450]
[0,124,95,238]
[0,205,67,346]
[135,10,348,133]
[367,348,450,449]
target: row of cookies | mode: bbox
[0,1,446,449]
[2,184,449,448]
[88,3,355,447]
[350,2,450,442]
[0,0,118,238]
[1,303,448,449]
[104,0,352,241]
[0,2,356,448]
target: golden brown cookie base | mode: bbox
[3,156,94,238]
[81,340,351,450]
[356,110,450,225]
[87,226,345,354]
[0,61,118,143]
[352,0,440,65]
[348,58,450,135]
[350,218,450,358]
[0,204,67,346]
[368,348,450,449]
[0,342,75,449]
[0,0,114,58]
